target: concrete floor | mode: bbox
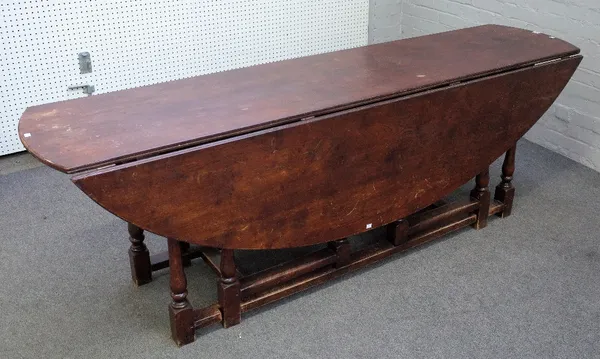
[1,140,599,358]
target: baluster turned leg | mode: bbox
[328,239,351,267]
[494,145,516,218]
[470,168,491,229]
[387,219,409,246]
[128,223,152,285]
[180,241,192,267]
[168,238,195,346]
[218,249,241,328]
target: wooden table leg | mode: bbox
[470,168,490,229]
[386,219,409,246]
[328,239,351,267]
[180,241,192,267]
[218,249,241,328]
[128,223,152,285]
[494,145,516,218]
[168,238,195,346]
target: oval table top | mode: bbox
[19,24,579,174]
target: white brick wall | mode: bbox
[369,0,403,43]
[370,0,600,172]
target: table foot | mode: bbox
[218,249,241,328]
[386,219,409,246]
[168,238,196,346]
[128,223,152,286]
[328,239,351,267]
[494,145,516,218]
[470,168,491,229]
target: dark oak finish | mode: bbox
[329,239,351,267]
[19,25,579,174]
[132,189,503,346]
[150,245,204,272]
[240,208,482,314]
[387,219,409,246]
[168,238,195,346]
[240,250,337,299]
[16,25,583,347]
[176,192,513,343]
[72,56,581,249]
[180,242,192,268]
[406,199,479,235]
[193,304,222,329]
[218,249,241,328]
[489,200,505,216]
[494,145,517,217]
[470,169,491,229]
[127,223,152,285]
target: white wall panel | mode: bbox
[0,0,369,156]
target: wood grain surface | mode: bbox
[19,25,579,173]
[72,56,582,249]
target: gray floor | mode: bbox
[1,140,599,359]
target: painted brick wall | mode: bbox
[369,0,403,43]
[370,0,600,171]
